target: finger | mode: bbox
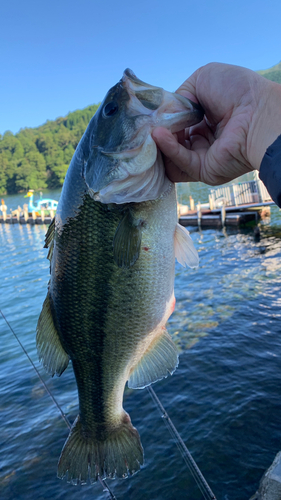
[174,129,185,146]
[152,127,203,181]
[164,157,199,183]
[187,119,216,147]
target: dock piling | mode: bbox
[221,203,226,227]
[190,196,195,211]
[197,202,201,227]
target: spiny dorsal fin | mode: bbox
[44,217,55,262]
[36,292,69,377]
[44,217,55,248]
[128,329,178,389]
[113,210,142,268]
[174,223,199,268]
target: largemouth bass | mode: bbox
[36,69,204,484]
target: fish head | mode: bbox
[83,69,204,204]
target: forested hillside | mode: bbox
[0,104,99,194]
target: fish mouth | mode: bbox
[99,69,204,171]
[156,93,204,132]
[87,70,204,205]
[122,68,204,132]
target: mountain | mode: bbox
[257,61,281,84]
[0,104,99,195]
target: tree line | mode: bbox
[0,104,99,194]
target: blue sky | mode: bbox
[1,0,280,135]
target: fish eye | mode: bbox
[103,102,119,117]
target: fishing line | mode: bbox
[0,309,116,500]
[147,386,217,500]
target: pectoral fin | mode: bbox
[128,329,178,389]
[174,223,199,268]
[113,210,142,268]
[36,293,69,377]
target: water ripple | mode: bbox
[1,201,281,499]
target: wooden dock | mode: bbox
[0,214,53,225]
[178,176,274,228]
[0,203,272,228]
[0,176,276,228]
[0,205,55,225]
[179,204,272,228]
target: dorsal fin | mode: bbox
[44,217,55,263]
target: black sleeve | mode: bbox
[259,135,281,208]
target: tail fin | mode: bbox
[57,414,144,484]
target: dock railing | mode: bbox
[210,177,272,208]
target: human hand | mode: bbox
[152,63,281,185]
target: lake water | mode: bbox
[1,185,281,500]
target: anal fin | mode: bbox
[36,293,69,377]
[128,329,178,389]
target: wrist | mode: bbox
[248,79,281,170]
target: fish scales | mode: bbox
[37,68,203,484]
[53,191,175,427]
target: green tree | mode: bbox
[63,143,75,164]
[15,152,47,191]
[50,164,69,186]
[0,103,100,194]
[0,152,9,194]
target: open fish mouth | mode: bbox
[84,69,204,205]
[122,68,204,133]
